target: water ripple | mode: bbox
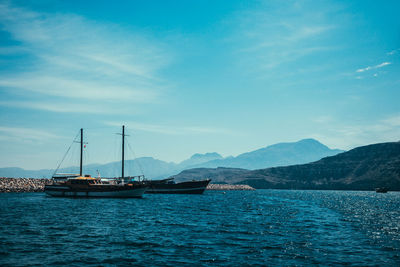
[0,190,399,266]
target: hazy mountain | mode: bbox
[0,138,343,179]
[173,142,400,191]
[179,152,223,168]
[172,167,249,183]
[0,157,178,179]
[86,157,178,179]
[190,139,343,169]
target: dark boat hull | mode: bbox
[375,187,388,193]
[44,184,148,198]
[145,179,211,194]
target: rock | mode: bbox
[0,177,51,193]
[206,184,255,190]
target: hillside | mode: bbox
[173,142,400,191]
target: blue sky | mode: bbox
[0,0,399,169]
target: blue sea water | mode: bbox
[0,190,399,266]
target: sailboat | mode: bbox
[44,126,148,198]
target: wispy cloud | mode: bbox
[356,62,391,73]
[382,115,400,127]
[104,121,235,136]
[0,100,139,114]
[0,2,170,113]
[229,1,342,75]
[0,76,157,102]
[311,114,400,149]
[387,48,400,55]
[312,115,333,124]
[0,126,60,142]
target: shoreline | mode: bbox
[0,178,256,193]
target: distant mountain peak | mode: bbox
[298,138,322,144]
[267,138,325,147]
[179,152,223,168]
[190,152,222,160]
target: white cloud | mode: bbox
[376,62,391,68]
[356,62,391,73]
[0,3,170,113]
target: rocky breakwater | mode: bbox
[0,178,51,193]
[207,184,255,190]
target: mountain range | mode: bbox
[172,141,400,191]
[189,138,344,169]
[0,138,342,179]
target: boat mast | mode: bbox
[122,125,125,182]
[80,128,83,176]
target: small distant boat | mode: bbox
[145,178,211,194]
[45,126,148,198]
[375,187,388,193]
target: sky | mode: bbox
[0,0,399,170]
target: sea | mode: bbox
[1,190,399,266]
